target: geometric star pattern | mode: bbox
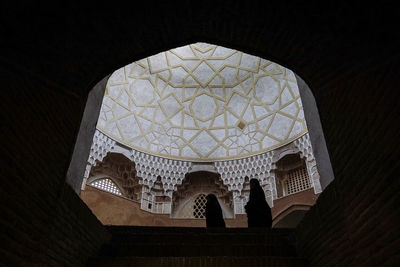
[97,43,307,161]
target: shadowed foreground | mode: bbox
[87,226,308,266]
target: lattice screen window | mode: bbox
[90,178,122,196]
[193,194,207,219]
[234,196,249,214]
[175,193,207,219]
[284,167,311,195]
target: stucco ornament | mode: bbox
[97,43,307,161]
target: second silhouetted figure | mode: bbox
[245,178,272,228]
[205,194,226,228]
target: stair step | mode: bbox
[89,226,304,266]
[106,226,295,234]
[106,226,297,247]
[101,244,296,257]
[109,233,289,246]
[88,256,309,267]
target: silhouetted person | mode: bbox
[245,178,272,228]
[205,194,226,228]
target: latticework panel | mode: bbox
[284,167,311,195]
[193,194,207,219]
[90,178,122,196]
[234,196,249,214]
[176,194,207,219]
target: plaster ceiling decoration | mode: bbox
[97,43,307,161]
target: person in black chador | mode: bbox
[245,178,272,228]
[205,194,226,228]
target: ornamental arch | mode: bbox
[69,43,333,226]
[1,2,397,265]
[171,171,233,219]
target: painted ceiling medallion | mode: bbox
[97,43,307,161]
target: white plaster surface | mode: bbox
[97,43,307,160]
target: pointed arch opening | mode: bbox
[70,42,334,228]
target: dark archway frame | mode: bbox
[66,45,334,195]
[2,3,398,266]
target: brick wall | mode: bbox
[1,2,399,266]
[81,186,248,227]
[296,67,400,266]
[81,186,316,228]
[0,170,109,266]
[0,51,110,266]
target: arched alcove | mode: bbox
[275,154,310,198]
[172,171,234,219]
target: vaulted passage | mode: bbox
[1,2,399,267]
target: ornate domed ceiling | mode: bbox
[97,43,307,161]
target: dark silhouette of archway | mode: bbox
[1,2,399,266]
